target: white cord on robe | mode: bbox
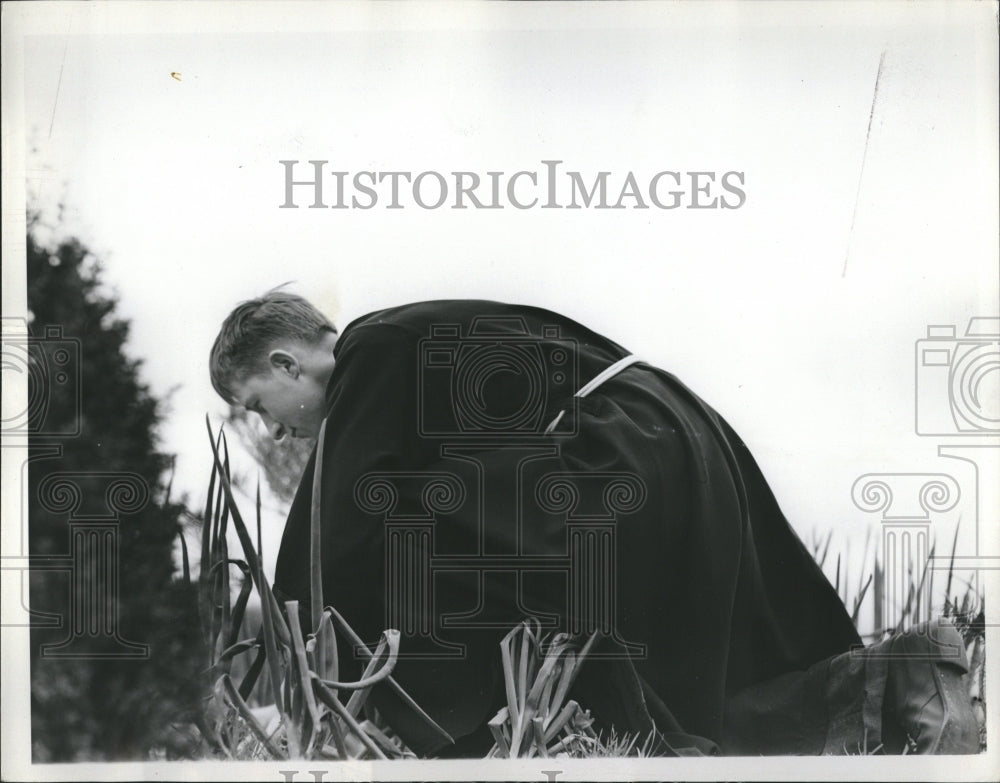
[543,354,644,435]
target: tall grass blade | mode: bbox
[225,560,253,649]
[256,556,287,728]
[818,529,834,568]
[286,600,322,756]
[219,433,233,635]
[343,633,394,715]
[894,545,933,635]
[851,573,873,625]
[928,535,936,619]
[842,539,850,606]
[908,545,933,630]
[239,639,267,701]
[210,429,231,657]
[359,719,408,758]
[220,674,284,759]
[324,605,454,745]
[329,655,403,703]
[499,627,520,741]
[256,476,262,558]
[199,425,223,650]
[313,609,339,683]
[527,636,568,726]
[917,543,935,625]
[205,422,295,718]
[549,650,576,723]
[488,708,511,757]
[946,518,961,610]
[164,455,176,505]
[857,526,872,597]
[543,699,582,744]
[873,554,883,636]
[178,527,191,584]
[568,630,600,691]
[310,417,328,684]
[523,642,567,748]
[531,716,548,757]
[538,659,557,724]
[518,623,532,715]
[205,416,290,646]
[313,611,349,759]
[239,478,288,733]
[325,709,349,760]
[211,638,259,668]
[895,582,915,635]
[209,461,226,656]
[313,679,388,759]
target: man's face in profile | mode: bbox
[230,351,327,441]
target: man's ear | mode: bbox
[267,348,301,378]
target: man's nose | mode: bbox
[258,412,286,442]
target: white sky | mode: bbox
[2,2,999,781]
[5,0,999,607]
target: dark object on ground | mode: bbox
[880,618,980,754]
[721,616,979,755]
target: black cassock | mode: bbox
[273,300,861,756]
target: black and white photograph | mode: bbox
[2,2,998,780]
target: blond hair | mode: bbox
[209,291,336,403]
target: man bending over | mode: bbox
[210,292,979,756]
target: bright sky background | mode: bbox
[5,1,999,616]
[2,4,999,780]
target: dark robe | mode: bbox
[273,300,861,756]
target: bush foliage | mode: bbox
[26,222,204,760]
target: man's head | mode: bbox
[210,291,338,441]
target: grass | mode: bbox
[810,525,987,754]
[485,619,601,758]
[188,417,450,760]
[483,620,664,759]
